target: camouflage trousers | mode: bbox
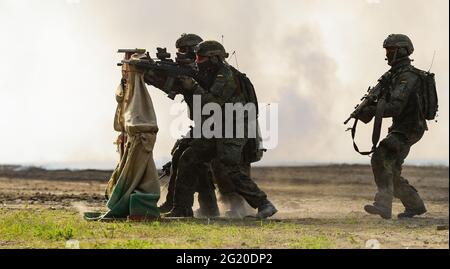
[174,138,268,209]
[211,159,249,214]
[370,131,426,210]
[164,137,217,211]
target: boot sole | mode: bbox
[158,208,173,214]
[364,205,391,219]
[398,209,427,219]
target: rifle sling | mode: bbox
[372,98,386,148]
[351,119,372,155]
[351,99,386,156]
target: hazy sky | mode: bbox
[0,0,448,169]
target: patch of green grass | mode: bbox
[288,235,335,249]
[0,208,339,249]
[0,209,76,241]
[346,234,359,246]
[1,207,446,249]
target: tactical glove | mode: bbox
[143,70,166,88]
[178,76,196,91]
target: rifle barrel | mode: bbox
[118,48,146,54]
[122,59,198,78]
[344,116,352,125]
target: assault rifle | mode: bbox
[118,48,199,99]
[344,71,392,125]
[344,71,392,155]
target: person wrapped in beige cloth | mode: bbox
[85,50,160,221]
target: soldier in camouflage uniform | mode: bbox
[165,40,277,218]
[144,34,220,217]
[358,34,427,219]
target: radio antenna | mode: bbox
[428,50,436,72]
[230,50,239,70]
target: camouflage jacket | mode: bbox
[191,63,246,139]
[192,63,243,105]
[364,59,428,137]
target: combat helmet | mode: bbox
[195,40,229,59]
[383,34,414,55]
[175,33,203,49]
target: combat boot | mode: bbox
[158,201,174,214]
[256,200,278,219]
[163,207,193,218]
[364,192,392,219]
[398,208,427,219]
[396,187,426,218]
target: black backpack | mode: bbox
[229,65,265,163]
[410,67,439,120]
[229,66,259,115]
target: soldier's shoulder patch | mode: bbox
[216,69,233,82]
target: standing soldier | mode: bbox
[144,33,220,217]
[146,34,253,218]
[165,40,277,219]
[357,34,435,219]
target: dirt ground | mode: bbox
[0,164,448,249]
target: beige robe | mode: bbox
[104,59,160,218]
